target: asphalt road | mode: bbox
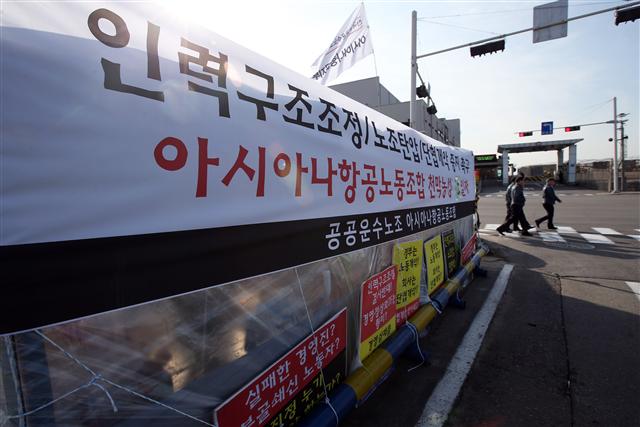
[342,186,640,427]
[447,187,640,427]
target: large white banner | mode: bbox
[1,3,475,334]
[2,3,474,247]
[311,4,374,84]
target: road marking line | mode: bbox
[580,233,615,245]
[415,264,514,427]
[483,195,493,198]
[636,229,640,233]
[628,235,640,242]
[539,232,566,243]
[626,282,640,305]
[556,226,578,234]
[592,227,622,235]
[585,194,593,196]
[484,224,500,230]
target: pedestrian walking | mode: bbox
[535,178,562,229]
[504,174,522,232]
[497,175,532,236]
[474,192,481,231]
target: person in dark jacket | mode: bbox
[504,174,523,232]
[535,178,562,229]
[497,175,532,236]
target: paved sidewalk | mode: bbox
[446,238,640,427]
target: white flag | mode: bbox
[311,4,374,85]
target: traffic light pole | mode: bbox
[613,96,619,193]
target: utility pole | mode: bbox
[612,96,618,193]
[410,10,417,129]
[620,120,626,191]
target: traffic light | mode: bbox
[518,131,533,137]
[564,126,581,132]
[615,5,640,25]
[427,104,438,115]
[470,39,505,57]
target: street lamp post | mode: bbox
[612,97,618,193]
[410,11,417,129]
[619,116,628,191]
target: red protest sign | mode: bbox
[461,233,477,266]
[359,265,397,360]
[214,308,347,427]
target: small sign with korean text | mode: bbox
[424,235,445,295]
[393,241,423,326]
[359,265,398,361]
[442,230,460,279]
[460,233,477,266]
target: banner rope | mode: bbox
[405,322,426,372]
[2,330,215,427]
[294,269,340,427]
[430,299,443,315]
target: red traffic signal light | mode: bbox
[518,131,533,137]
[565,126,581,132]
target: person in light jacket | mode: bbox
[535,178,562,230]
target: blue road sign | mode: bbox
[541,121,554,135]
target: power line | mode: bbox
[418,1,621,20]
[419,19,501,35]
[416,1,640,60]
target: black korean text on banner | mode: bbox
[1,4,475,335]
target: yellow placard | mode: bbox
[359,317,396,361]
[424,235,445,294]
[392,241,423,324]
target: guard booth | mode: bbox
[474,154,514,191]
[498,139,583,185]
[1,4,483,427]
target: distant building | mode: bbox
[330,77,461,147]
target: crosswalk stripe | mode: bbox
[580,233,615,244]
[481,225,635,246]
[592,227,623,235]
[626,282,640,304]
[585,194,593,196]
[556,226,578,234]
[539,232,566,243]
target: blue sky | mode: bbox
[168,0,638,168]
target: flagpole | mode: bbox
[373,51,379,77]
[373,51,381,105]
